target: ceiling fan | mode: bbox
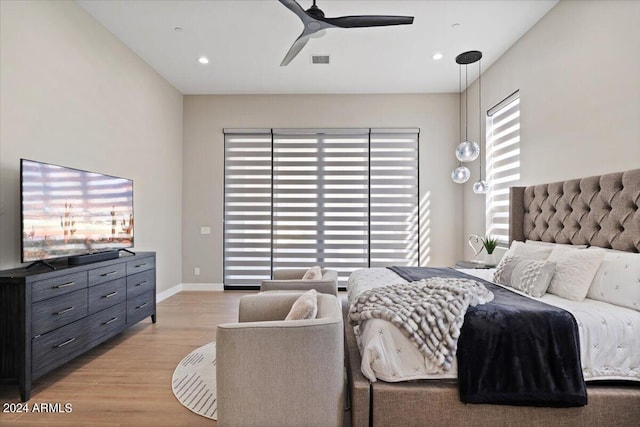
[278,0,414,66]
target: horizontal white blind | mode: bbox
[486,92,520,244]
[224,132,272,287]
[272,131,370,285]
[370,132,419,267]
[223,128,419,288]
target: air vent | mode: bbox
[311,55,330,64]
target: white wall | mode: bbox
[182,94,461,284]
[462,0,640,259]
[0,0,184,293]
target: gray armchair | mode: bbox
[260,268,338,295]
[216,292,345,427]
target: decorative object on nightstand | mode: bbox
[481,235,499,266]
[468,234,499,266]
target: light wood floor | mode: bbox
[0,291,254,427]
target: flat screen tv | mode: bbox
[21,159,134,263]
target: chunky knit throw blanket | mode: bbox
[348,277,493,371]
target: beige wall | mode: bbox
[182,94,461,284]
[0,1,183,293]
[462,0,640,259]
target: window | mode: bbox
[485,91,520,244]
[223,128,419,288]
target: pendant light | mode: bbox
[455,51,481,163]
[472,52,489,194]
[451,62,470,183]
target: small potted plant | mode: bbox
[481,235,500,266]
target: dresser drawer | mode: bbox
[88,263,126,287]
[32,271,88,303]
[126,270,155,299]
[32,317,89,380]
[88,302,126,345]
[32,288,89,337]
[127,291,155,326]
[88,278,126,314]
[127,257,155,275]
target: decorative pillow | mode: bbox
[503,240,553,261]
[525,240,588,249]
[493,255,556,297]
[587,251,640,311]
[285,289,318,320]
[546,246,605,301]
[302,266,322,280]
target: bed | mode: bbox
[344,168,640,426]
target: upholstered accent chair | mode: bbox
[216,292,345,427]
[260,268,339,295]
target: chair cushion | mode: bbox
[302,265,322,280]
[285,289,318,320]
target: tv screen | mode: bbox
[21,159,134,263]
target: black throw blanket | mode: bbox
[388,266,587,407]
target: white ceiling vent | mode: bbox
[311,55,330,65]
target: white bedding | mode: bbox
[347,267,640,384]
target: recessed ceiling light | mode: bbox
[432,52,444,61]
[197,56,209,65]
[174,27,183,32]
[451,23,461,29]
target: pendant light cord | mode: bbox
[478,58,483,180]
[464,65,468,141]
[458,62,462,166]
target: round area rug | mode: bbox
[172,341,217,420]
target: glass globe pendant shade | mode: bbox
[473,180,489,194]
[455,140,480,162]
[451,166,471,184]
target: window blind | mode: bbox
[223,128,419,288]
[223,130,273,287]
[486,92,520,244]
[272,130,370,285]
[369,131,419,267]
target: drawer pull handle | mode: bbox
[135,263,148,268]
[55,338,76,348]
[53,281,75,289]
[135,281,148,287]
[136,303,148,309]
[104,291,118,298]
[101,271,118,277]
[54,307,74,315]
[103,317,119,325]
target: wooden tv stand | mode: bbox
[0,251,156,402]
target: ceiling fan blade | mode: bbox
[278,0,310,22]
[323,15,414,28]
[280,33,312,66]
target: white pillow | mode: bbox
[503,240,553,261]
[302,266,322,280]
[285,289,318,320]
[587,251,640,311]
[493,255,556,298]
[546,246,605,301]
[525,240,588,249]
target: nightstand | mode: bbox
[455,260,494,269]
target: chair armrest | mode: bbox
[261,279,338,296]
[216,319,344,426]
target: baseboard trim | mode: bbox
[182,283,225,292]
[156,283,224,303]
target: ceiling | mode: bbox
[76,0,558,95]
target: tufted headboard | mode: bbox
[509,169,640,253]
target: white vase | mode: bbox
[484,252,497,266]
